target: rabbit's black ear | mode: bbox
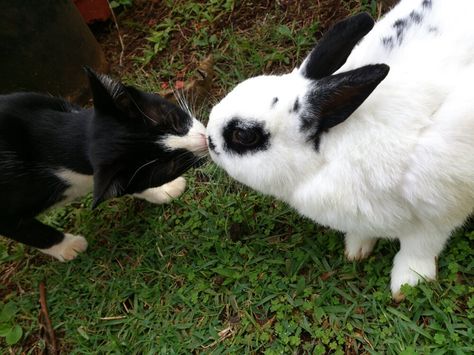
[301,13,375,80]
[304,64,389,148]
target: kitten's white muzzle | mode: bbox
[161,119,208,157]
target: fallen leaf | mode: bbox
[320,271,336,281]
[175,80,185,90]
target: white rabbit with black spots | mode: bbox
[206,0,474,301]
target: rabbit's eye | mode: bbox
[222,118,270,154]
[232,128,259,146]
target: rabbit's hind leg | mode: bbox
[344,233,377,261]
[390,226,450,302]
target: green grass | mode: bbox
[1,1,473,353]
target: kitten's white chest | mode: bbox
[55,169,93,203]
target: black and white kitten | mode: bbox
[0,68,207,261]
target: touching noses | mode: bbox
[207,135,217,152]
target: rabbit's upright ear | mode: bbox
[300,13,375,80]
[304,64,389,147]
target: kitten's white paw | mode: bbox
[134,177,186,204]
[344,234,377,261]
[160,176,187,201]
[40,234,88,262]
[390,252,437,302]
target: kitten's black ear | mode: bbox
[84,66,160,124]
[300,13,375,80]
[92,166,126,208]
[84,66,126,114]
[304,64,389,146]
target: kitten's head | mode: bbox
[84,67,207,207]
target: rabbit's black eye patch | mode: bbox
[222,118,270,155]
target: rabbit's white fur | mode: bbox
[207,0,474,300]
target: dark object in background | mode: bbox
[0,0,108,104]
[73,0,111,23]
[382,0,400,10]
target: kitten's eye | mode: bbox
[232,128,259,146]
[172,116,183,131]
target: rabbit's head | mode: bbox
[207,13,389,198]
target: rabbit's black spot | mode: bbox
[389,5,427,49]
[291,98,300,113]
[428,26,438,34]
[422,0,432,9]
[393,19,407,43]
[393,19,407,28]
[271,97,279,108]
[222,118,270,155]
[382,37,394,49]
[409,11,423,24]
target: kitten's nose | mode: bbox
[200,133,208,149]
[193,133,209,158]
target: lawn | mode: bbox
[1,1,473,353]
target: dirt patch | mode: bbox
[91,0,395,79]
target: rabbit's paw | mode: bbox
[134,177,186,204]
[344,234,377,261]
[40,234,88,262]
[390,252,437,302]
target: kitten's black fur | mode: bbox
[0,68,204,257]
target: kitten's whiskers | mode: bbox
[125,158,159,189]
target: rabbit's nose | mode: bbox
[207,136,217,152]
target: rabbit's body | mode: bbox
[346,0,474,72]
[207,0,474,300]
[319,0,474,235]
[295,76,474,237]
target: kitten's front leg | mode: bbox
[133,176,186,204]
[40,234,88,261]
[0,218,87,261]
